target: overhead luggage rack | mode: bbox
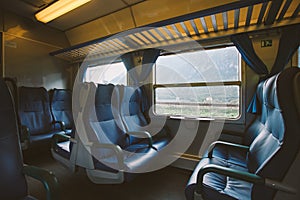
[50,0,300,63]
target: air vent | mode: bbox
[20,0,55,8]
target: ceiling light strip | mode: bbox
[35,0,91,23]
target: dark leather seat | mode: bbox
[51,127,76,171]
[18,86,65,149]
[51,83,160,183]
[200,81,264,167]
[49,88,74,134]
[185,67,300,200]
[0,78,58,200]
[118,85,171,151]
[50,85,84,172]
[83,83,159,183]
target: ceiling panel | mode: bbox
[0,0,145,31]
[0,0,38,19]
[48,0,128,31]
[65,8,136,45]
[21,0,54,8]
[123,0,144,5]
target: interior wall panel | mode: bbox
[66,8,136,46]
[4,10,69,48]
[4,36,70,90]
[2,10,71,89]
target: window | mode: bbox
[84,62,127,85]
[154,46,241,119]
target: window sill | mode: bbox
[169,116,214,121]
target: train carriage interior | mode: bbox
[0,0,300,199]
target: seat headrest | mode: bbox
[276,67,300,106]
[263,75,280,110]
[0,78,18,139]
[95,84,115,106]
[274,67,300,141]
[19,86,48,102]
[251,81,264,114]
[256,81,264,103]
[52,89,72,101]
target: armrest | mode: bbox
[52,133,71,147]
[87,142,125,170]
[20,125,29,140]
[195,164,296,199]
[126,131,153,148]
[23,165,59,200]
[207,141,249,158]
[52,121,66,131]
[20,125,30,149]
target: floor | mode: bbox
[24,147,191,200]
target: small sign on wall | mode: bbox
[5,41,17,48]
[261,39,272,48]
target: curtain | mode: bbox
[231,33,269,75]
[139,49,160,113]
[139,48,161,82]
[121,48,160,113]
[231,33,268,113]
[121,52,139,84]
[232,25,300,114]
[121,48,160,84]
[246,93,262,114]
[270,24,300,76]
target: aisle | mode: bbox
[24,148,191,200]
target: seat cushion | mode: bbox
[30,130,65,143]
[93,146,158,175]
[185,157,252,200]
[202,144,248,168]
[119,86,172,149]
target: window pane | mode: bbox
[84,62,127,85]
[155,46,240,84]
[155,86,240,119]
[154,46,242,119]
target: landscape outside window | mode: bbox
[154,46,241,119]
[85,62,127,85]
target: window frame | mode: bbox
[152,46,245,123]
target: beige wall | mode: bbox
[1,9,72,90]
[4,36,70,90]
[252,34,280,70]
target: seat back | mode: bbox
[93,84,127,147]
[118,86,148,144]
[118,85,170,144]
[19,86,53,135]
[49,89,74,129]
[247,67,300,199]
[0,78,28,199]
[4,77,18,108]
[79,83,127,170]
[242,81,264,145]
[4,78,23,137]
